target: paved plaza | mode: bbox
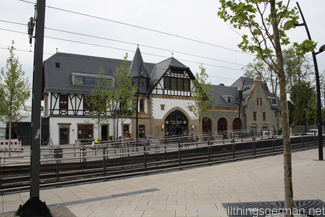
[1,148,324,217]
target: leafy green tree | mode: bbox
[187,65,215,135]
[107,54,137,139]
[218,1,316,215]
[85,67,111,140]
[244,46,313,97]
[0,41,31,156]
[289,82,313,131]
[305,90,322,127]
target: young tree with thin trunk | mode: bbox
[0,41,31,156]
[85,67,111,140]
[187,65,215,135]
[218,1,316,216]
[107,54,137,139]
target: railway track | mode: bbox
[0,137,319,194]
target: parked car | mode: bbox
[306,129,318,136]
[141,136,160,146]
[262,131,272,137]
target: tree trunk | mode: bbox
[270,1,293,216]
[98,119,101,141]
[8,120,12,157]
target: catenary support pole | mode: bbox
[16,1,51,216]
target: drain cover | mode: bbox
[222,200,325,217]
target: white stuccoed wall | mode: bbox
[49,117,131,145]
[152,98,195,119]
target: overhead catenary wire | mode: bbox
[18,0,254,56]
[0,19,246,67]
[0,46,239,81]
[0,27,244,73]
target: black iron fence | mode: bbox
[0,134,321,194]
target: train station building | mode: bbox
[42,47,281,145]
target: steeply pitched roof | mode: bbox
[128,47,149,78]
[146,57,194,95]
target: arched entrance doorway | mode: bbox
[165,110,188,136]
[202,117,212,133]
[217,118,227,134]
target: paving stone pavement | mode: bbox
[1,148,324,217]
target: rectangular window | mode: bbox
[184,79,190,91]
[78,125,93,139]
[84,77,94,85]
[253,112,257,121]
[123,125,129,135]
[133,99,137,111]
[161,104,165,111]
[74,76,83,84]
[94,78,100,84]
[271,98,277,105]
[60,95,68,110]
[104,79,113,87]
[84,98,92,111]
[140,99,144,112]
[139,125,145,138]
[263,112,266,121]
[257,98,262,105]
[177,78,183,91]
[227,96,234,103]
[171,78,177,90]
[164,77,170,89]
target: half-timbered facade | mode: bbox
[42,48,281,145]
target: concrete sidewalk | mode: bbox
[1,148,324,217]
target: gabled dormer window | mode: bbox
[222,95,234,103]
[269,97,277,106]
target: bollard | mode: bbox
[178,143,181,169]
[56,159,59,182]
[232,144,235,158]
[144,142,147,171]
[302,136,304,149]
[103,148,106,177]
[82,147,87,169]
[208,141,211,163]
[254,142,256,156]
[272,139,274,153]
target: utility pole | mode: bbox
[16,1,51,216]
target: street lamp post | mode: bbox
[135,64,146,141]
[295,2,325,160]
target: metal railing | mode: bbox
[0,133,321,194]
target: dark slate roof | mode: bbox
[209,84,238,108]
[43,52,155,95]
[128,47,149,78]
[210,77,281,110]
[231,76,254,89]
